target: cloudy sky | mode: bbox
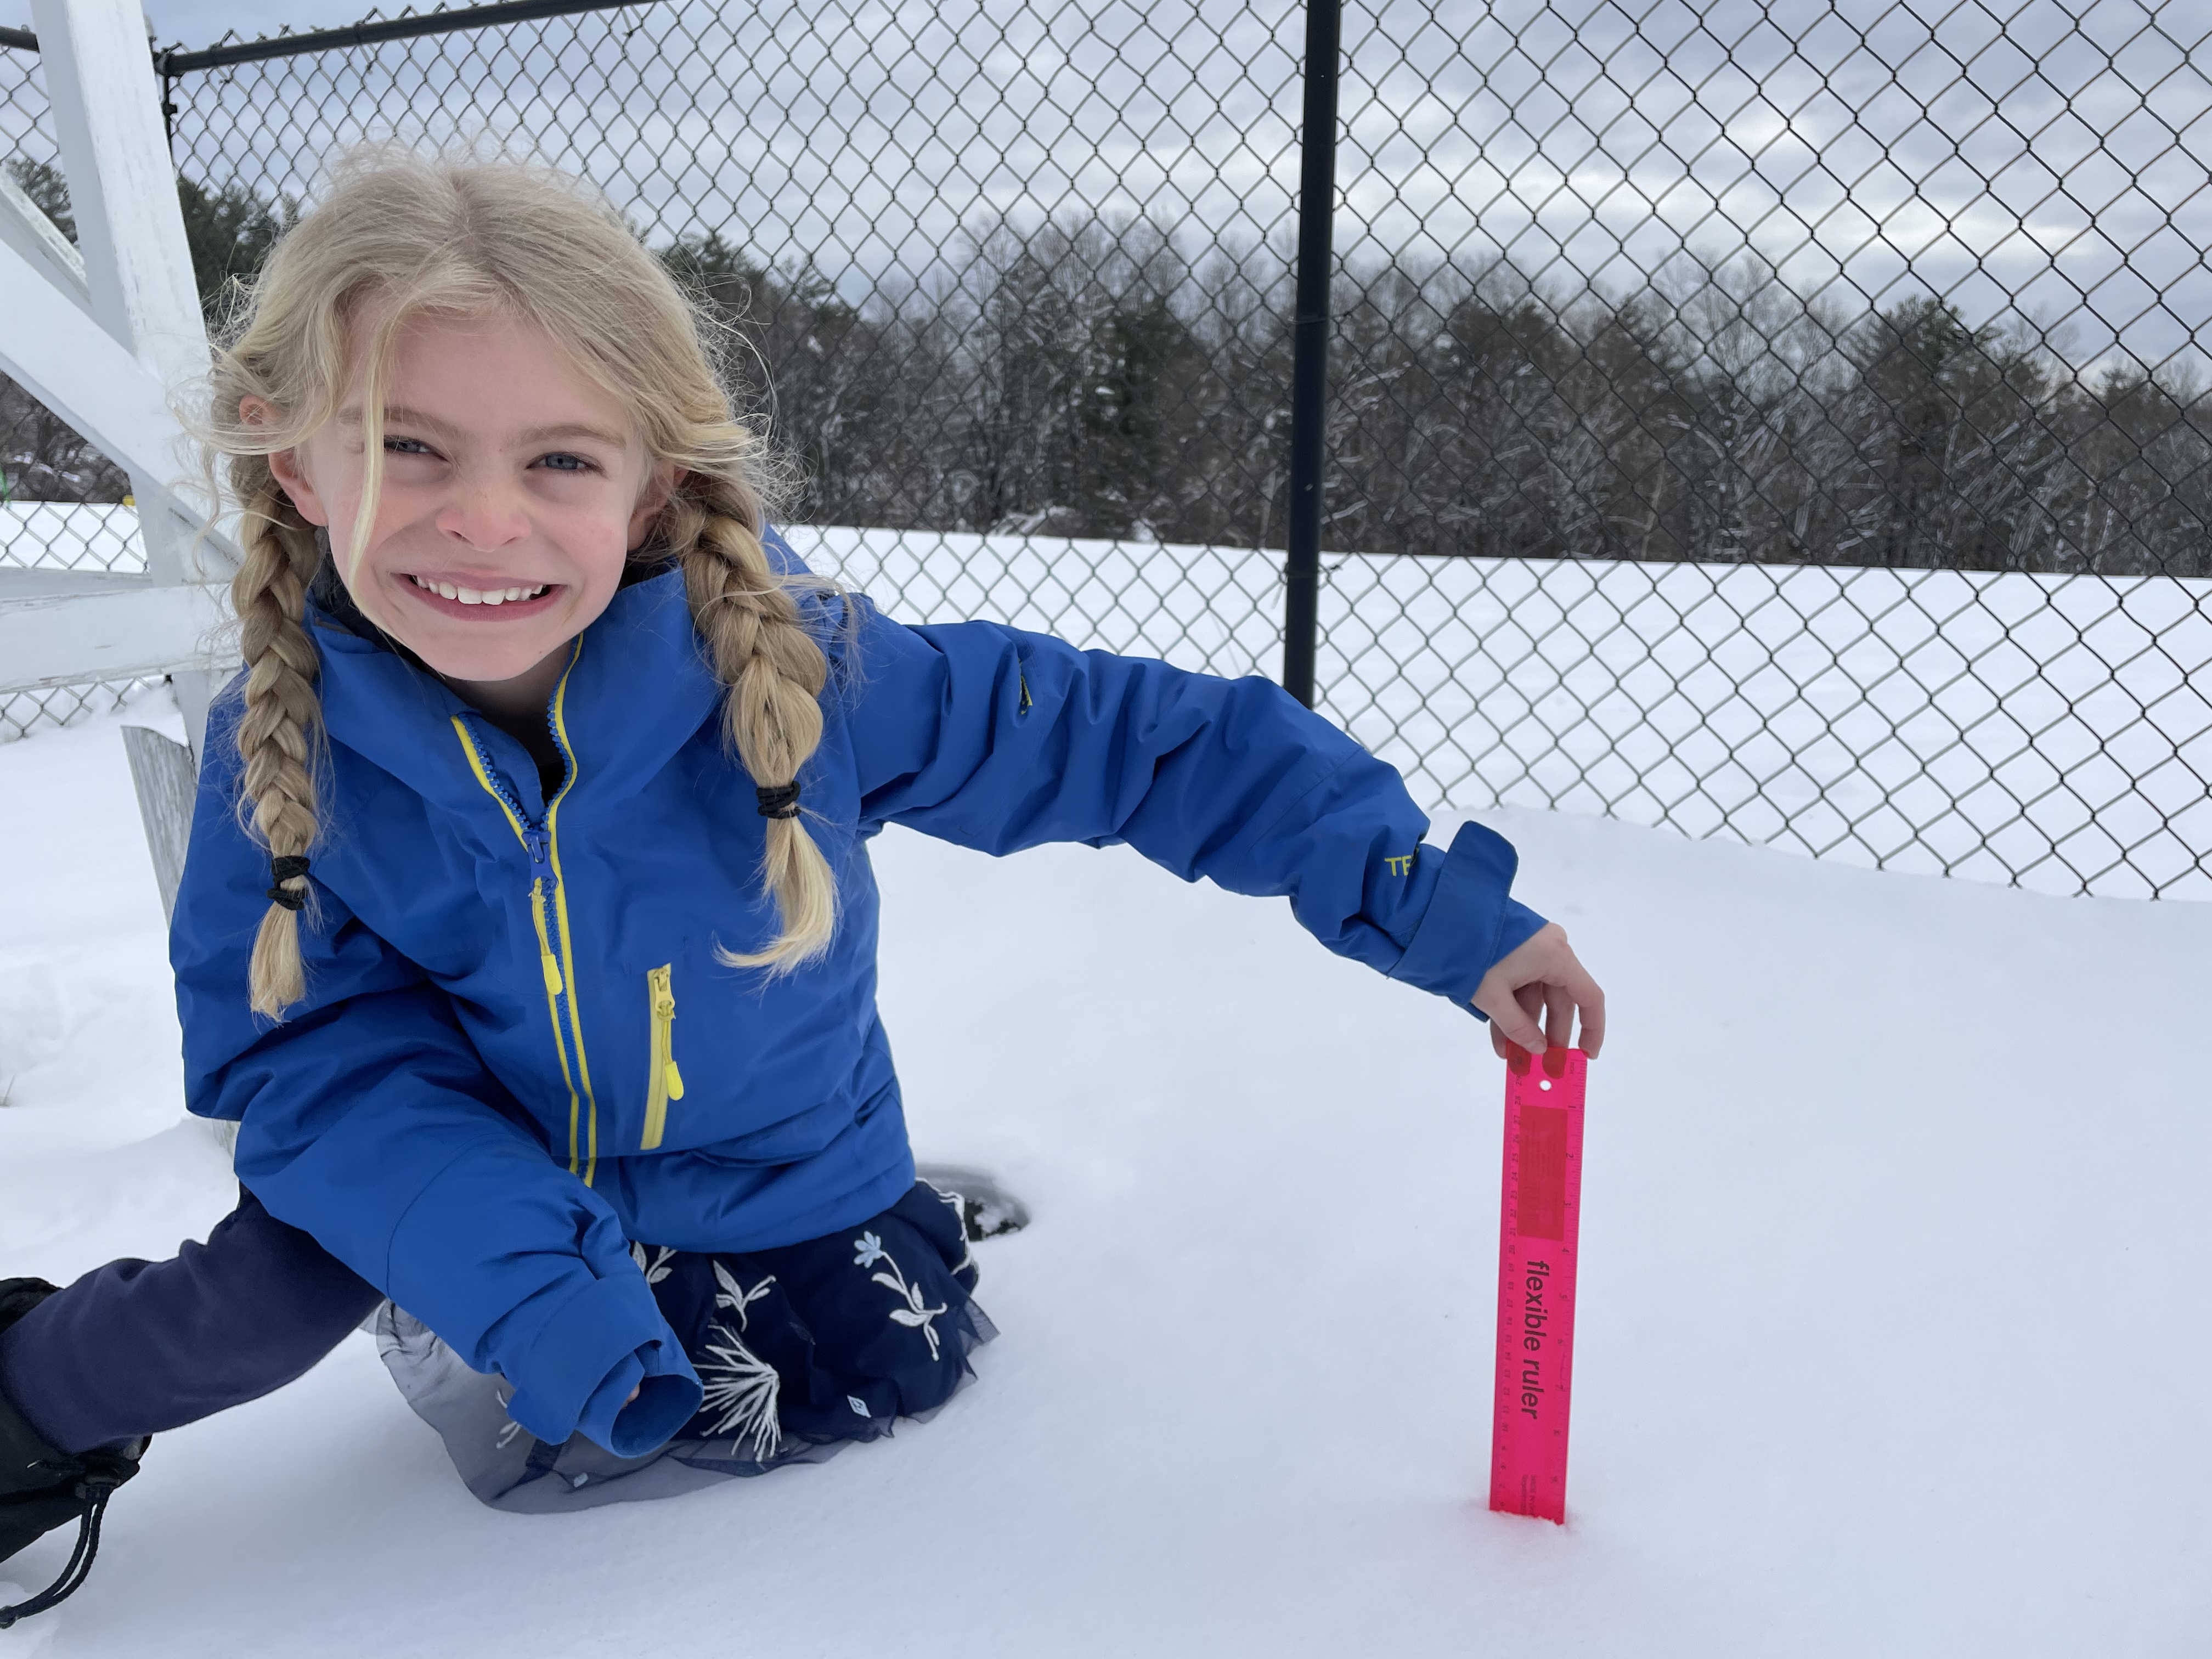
[145,0,367,45]
[10,0,2209,376]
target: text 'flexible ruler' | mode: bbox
[1489,1046,1587,1524]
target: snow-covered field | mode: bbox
[2,689,2208,1657]
[795,524,2212,901]
[12,509,2212,900]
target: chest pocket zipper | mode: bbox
[641,964,684,1150]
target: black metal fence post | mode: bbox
[10,0,2204,896]
[1282,0,1340,708]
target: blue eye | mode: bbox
[384,436,435,456]
[538,453,595,473]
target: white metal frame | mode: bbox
[0,0,237,760]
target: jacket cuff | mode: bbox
[504,1272,700,1451]
[580,1334,704,1457]
[1386,820,1547,1016]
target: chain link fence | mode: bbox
[5,0,2210,896]
[0,38,159,740]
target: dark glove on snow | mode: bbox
[0,1277,146,1628]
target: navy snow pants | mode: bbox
[0,1181,990,1463]
[0,1188,380,1454]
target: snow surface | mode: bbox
[3,687,2211,1657]
[794,522,2212,901]
[13,505,2212,900]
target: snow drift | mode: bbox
[2,692,2207,1656]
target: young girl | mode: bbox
[0,153,1603,1622]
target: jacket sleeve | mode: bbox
[173,706,702,1455]
[837,601,1547,1013]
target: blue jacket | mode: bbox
[174,534,1546,1456]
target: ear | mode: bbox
[627,462,681,550]
[244,397,332,528]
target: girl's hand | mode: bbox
[1471,923,1606,1060]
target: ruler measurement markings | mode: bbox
[1489,1049,1586,1526]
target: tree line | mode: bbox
[7,165,2208,578]
[709,223,2212,579]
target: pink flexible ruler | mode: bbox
[1489,1046,1587,1524]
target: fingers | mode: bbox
[1543,980,1574,1052]
[1471,924,1609,1063]
[1486,983,1548,1056]
[1530,937,1605,1060]
[1572,966,1606,1058]
[1543,949,1605,1058]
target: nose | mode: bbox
[433,470,530,550]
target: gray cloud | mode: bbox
[12,0,2208,377]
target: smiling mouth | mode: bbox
[407,574,553,607]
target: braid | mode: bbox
[228,461,326,1019]
[670,474,837,970]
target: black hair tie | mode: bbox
[755,782,802,820]
[267,855,311,910]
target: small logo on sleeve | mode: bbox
[1384,853,1415,876]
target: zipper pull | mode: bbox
[531,878,565,998]
[524,828,557,890]
[653,979,680,1098]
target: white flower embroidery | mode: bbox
[697,1320,783,1463]
[630,1242,678,1285]
[864,1244,949,1362]
[712,1261,776,1333]
[852,1230,889,1270]
[848,1395,870,1417]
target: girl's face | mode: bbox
[261,309,676,710]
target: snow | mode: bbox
[3,686,2209,1655]
[14,507,2212,901]
[0,505,143,579]
[793,523,2212,901]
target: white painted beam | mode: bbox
[122,722,197,923]
[0,166,92,315]
[0,580,231,693]
[30,0,207,394]
[0,232,205,513]
[0,567,153,599]
[33,0,232,761]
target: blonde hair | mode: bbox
[204,150,835,1020]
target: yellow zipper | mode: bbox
[447,641,602,1183]
[541,665,601,1186]
[641,963,684,1150]
[530,878,580,1170]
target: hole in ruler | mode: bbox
[1539,1080,1553,1091]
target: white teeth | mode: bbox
[410,575,549,604]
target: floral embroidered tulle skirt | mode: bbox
[374,1179,997,1513]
